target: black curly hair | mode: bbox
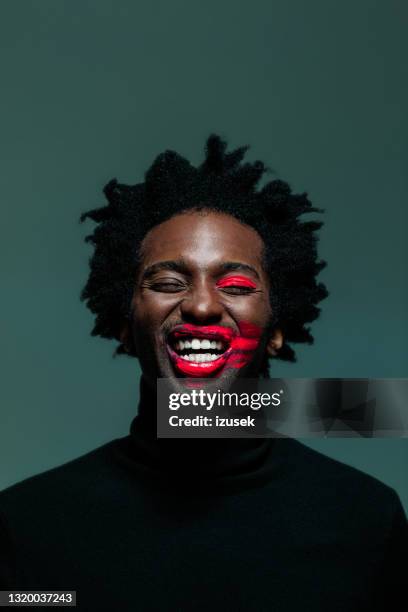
[80,134,328,374]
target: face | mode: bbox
[122,211,282,391]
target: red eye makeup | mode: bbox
[216,275,257,289]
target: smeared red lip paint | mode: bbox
[216,275,257,289]
[167,325,234,377]
[170,324,235,343]
[166,322,263,377]
[226,321,262,370]
[167,345,231,377]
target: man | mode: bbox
[0,136,406,611]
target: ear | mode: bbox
[119,320,134,355]
[266,328,283,357]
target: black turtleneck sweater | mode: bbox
[0,382,406,611]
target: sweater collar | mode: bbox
[121,376,277,492]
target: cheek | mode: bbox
[227,294,272,327]
[132,294,177,327]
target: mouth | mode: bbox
[166,324,235,377]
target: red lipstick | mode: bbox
[167,325,235,377]
[170,324,235,342]
[166,322,262,377]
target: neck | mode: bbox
[128,375,272,481]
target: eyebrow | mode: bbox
[218,262,260,279]
[141,260,191,279]
[141,260,260,280]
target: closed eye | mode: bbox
[145,281,186,293]
[216,275,258,292]
[219,286,257,295]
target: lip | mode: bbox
[166,324,236,377]
[166,344,232,377]
[170,324,236,343]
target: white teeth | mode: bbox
[174,337,226,356]
[180,353,220,363]
[191,338,224,350]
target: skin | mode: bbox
[121,210,283,392]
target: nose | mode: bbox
[180,280,224,324]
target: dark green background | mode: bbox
[1,1,407,509]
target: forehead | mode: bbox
[140,211,265,269]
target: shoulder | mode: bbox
[273,438,406,521]
[0,439,121,517]
[0,438,127,589]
